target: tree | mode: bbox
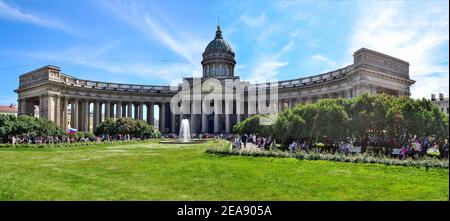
[94,118,117,136]
[94,117,160,139]
[273,108,305,145]
[430,107,449,140]
[313,99,349,149]
[346,94,374,146]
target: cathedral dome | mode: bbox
[203,26,234,56]
[201,25,236,78]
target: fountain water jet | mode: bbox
[179,119,191,142]
[159,119,206,144]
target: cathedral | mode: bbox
[15,25,415,134]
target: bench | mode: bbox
[349,146,362,154]
[391,148,402,156]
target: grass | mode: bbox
[0,140,448,201]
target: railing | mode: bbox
[19,64,354,91]
[57,74,173,92]
[253,65,353,89]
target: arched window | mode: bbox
[215,66,220,76]
[222,66,226,76]
[209,66,213,76]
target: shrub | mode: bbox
[94,118,160,139]
[83,132,95,141]
[0,138,159,148]
[207,146,449,169]
[0,115,64,143]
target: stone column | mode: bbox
[236,104,241,123]
[179,106,183,134]
[71,99,79,130]
[40,95,55,121]
[17,99,23,115]
[201,112,208,133]
[159,103,166,133]
[171,110,176,133]
[83,100,90,132]
[180,110,184,124]
[127,103,133,118]
[138,103,144,120]
[122,103,127,117]
[116,102,122,118]
[18,99,25,115]
[225,100,231,133]
[236,89,244,124]
[105,101,111,120]
[147,103,154,126]
[191,100,200,133]
[111,103,115,118]
[134,103,139,119]
[248,100,256,118]
[289,98,296,109]
[213,100,221,133]
[25,100,34,116]
[93,100,100,130]
[278,99,284,112]
[61,97,68,131]
[53,95,61,127]
[39,95,44,118]
[78,100,84,131]
[79,100,84,131]
[49,95,56,121]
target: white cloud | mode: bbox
[240,13,267,27]
[244,41,293,83]
[349,0,449,99]
[0,0,72,33]
[311,54,337,68]
[275,41,294,58]
[100,0,206,71]
[3,44,195,84]
[246,58,288,83]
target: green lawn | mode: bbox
[0,140,448,201]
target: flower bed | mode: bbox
[0,139,158,149]
[206,146,449,169]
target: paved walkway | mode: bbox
[230,142,261,151]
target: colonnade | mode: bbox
[17,87,357,134]
[18,95,161,133]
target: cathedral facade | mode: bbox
[15,25,415,134]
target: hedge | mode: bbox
[0,139,159,149]
[206,145,449,169]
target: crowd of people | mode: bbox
[5,131,449,160]
[6,133,153,144]
[8,134,77,144]
[397,137,449,159]
[227,133,449,160]
[163,132,233,140]
[230,134,277,151]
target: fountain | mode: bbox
[179,119,191,142]
[159,119,206,144]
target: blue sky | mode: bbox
[0,0,448,105]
